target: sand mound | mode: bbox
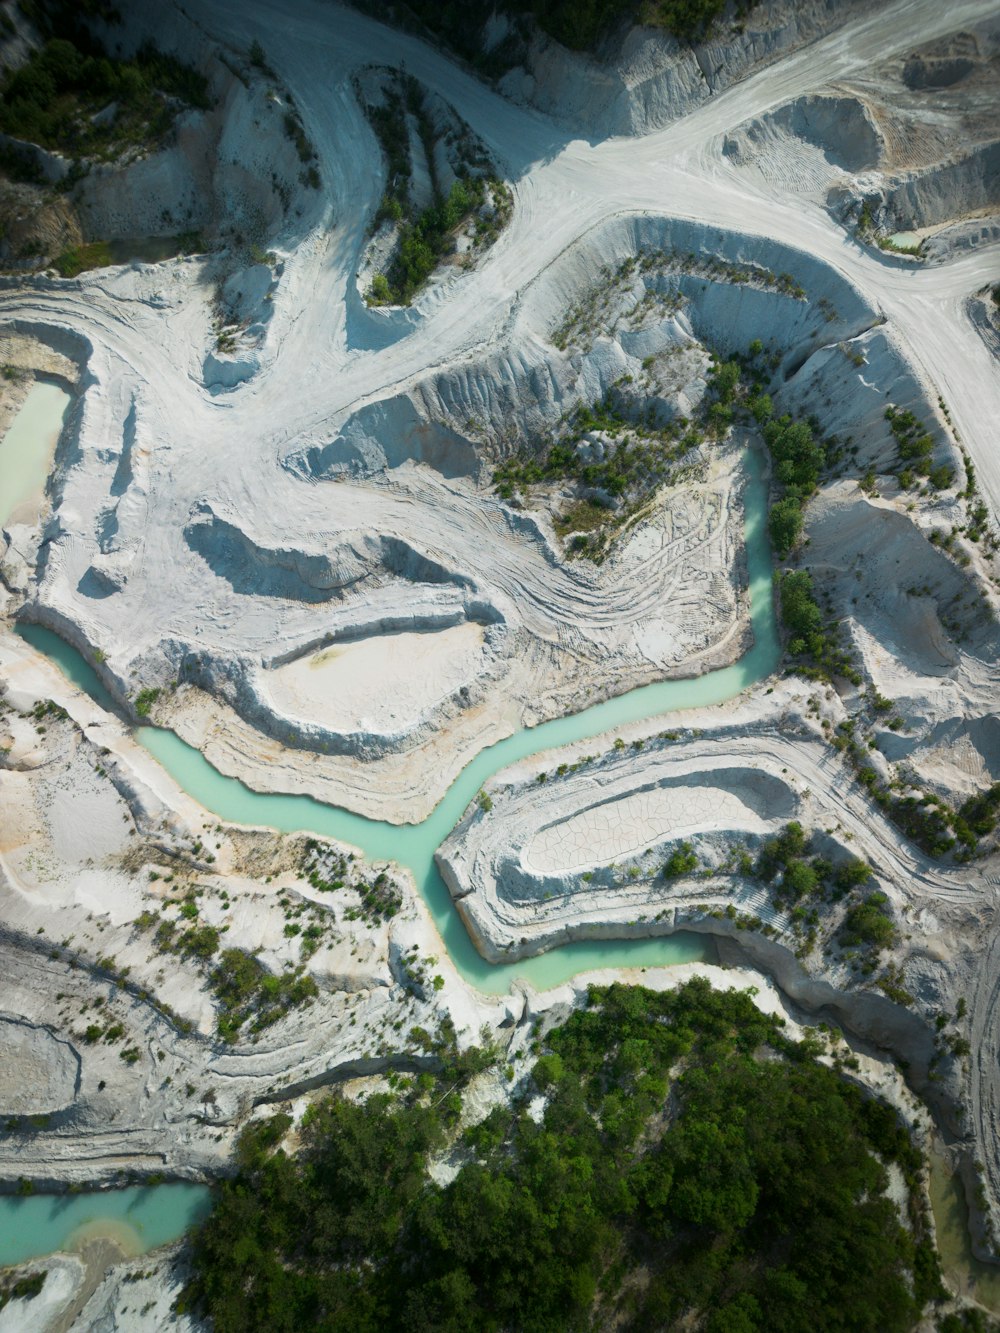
[723,94,882,192]
[286,395,480,481]
[264,622,488,740]
[808,490,974,668]
[185,507,382,603]
[878,140,1000,238]
[524,766,796,875]
[888,715,1000,799]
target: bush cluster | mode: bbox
[301,842,402,923]
[833,721,1000,860]
[755,821,891,955]
[663,840,698,877]
[361,72,508,306]
[494,393,698,505]
[776,569,859,682]
[0,1271,47,1313]
[211,948,318,1042]
[885,406,953,491]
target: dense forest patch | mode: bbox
[181,979,942,1331]
[0,36,211,160]
[354,0,759,63]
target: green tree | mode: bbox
[768,496,804,556]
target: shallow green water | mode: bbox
[0,381,70,528]
[0,1184,211,1268]
[930,1153,1000,1313]
[20,448,778,993]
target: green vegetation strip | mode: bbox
[360,69,511,306]
[180,979,941,1332]
[53,233,204,279]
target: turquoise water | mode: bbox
[0,1185,211,1268]
[19,448,778,993]
[8,447,777,1262]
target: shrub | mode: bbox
[663,841,698,878]
[782,859,818,900]
[134,687,160,718]
[53,241,113,278]
[366,273,392,305]
[0,1271,46,1310]
[840,892,896,951]
[768,497,804,557]
[833,856,872,895]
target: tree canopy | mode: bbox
[181,980,939,1332]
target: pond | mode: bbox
[0,1184,211,1269]
[0,381,71,529]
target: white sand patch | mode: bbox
[46,783,132,865]
[265,623,486,734]
[526,781,769,873]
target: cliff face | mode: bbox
[379,0,872,138]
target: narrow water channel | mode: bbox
[6,404,997,1295]
[5,438,781,1265]
[19,447,779,993]
[930,1153,1000,1315]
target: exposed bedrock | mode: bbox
[0,1016,81,1118]
[185,506,396,603]
[434,671,989,958]
[438,756,805,948]
[437,737,809,962]
[435,692,992,1188]
[72,7,319,252]
[844,141,1000,252]
[902,54,977,91]
[292,215,955,531]
[16,216,961,822]
[284,394,483,481]
[707,928,945,1113]
[494,0,870,137]
[723,93,883,174]
[805,487,1000,671]
[176,616,510,762]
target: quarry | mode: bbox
[1,0,999,1327]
